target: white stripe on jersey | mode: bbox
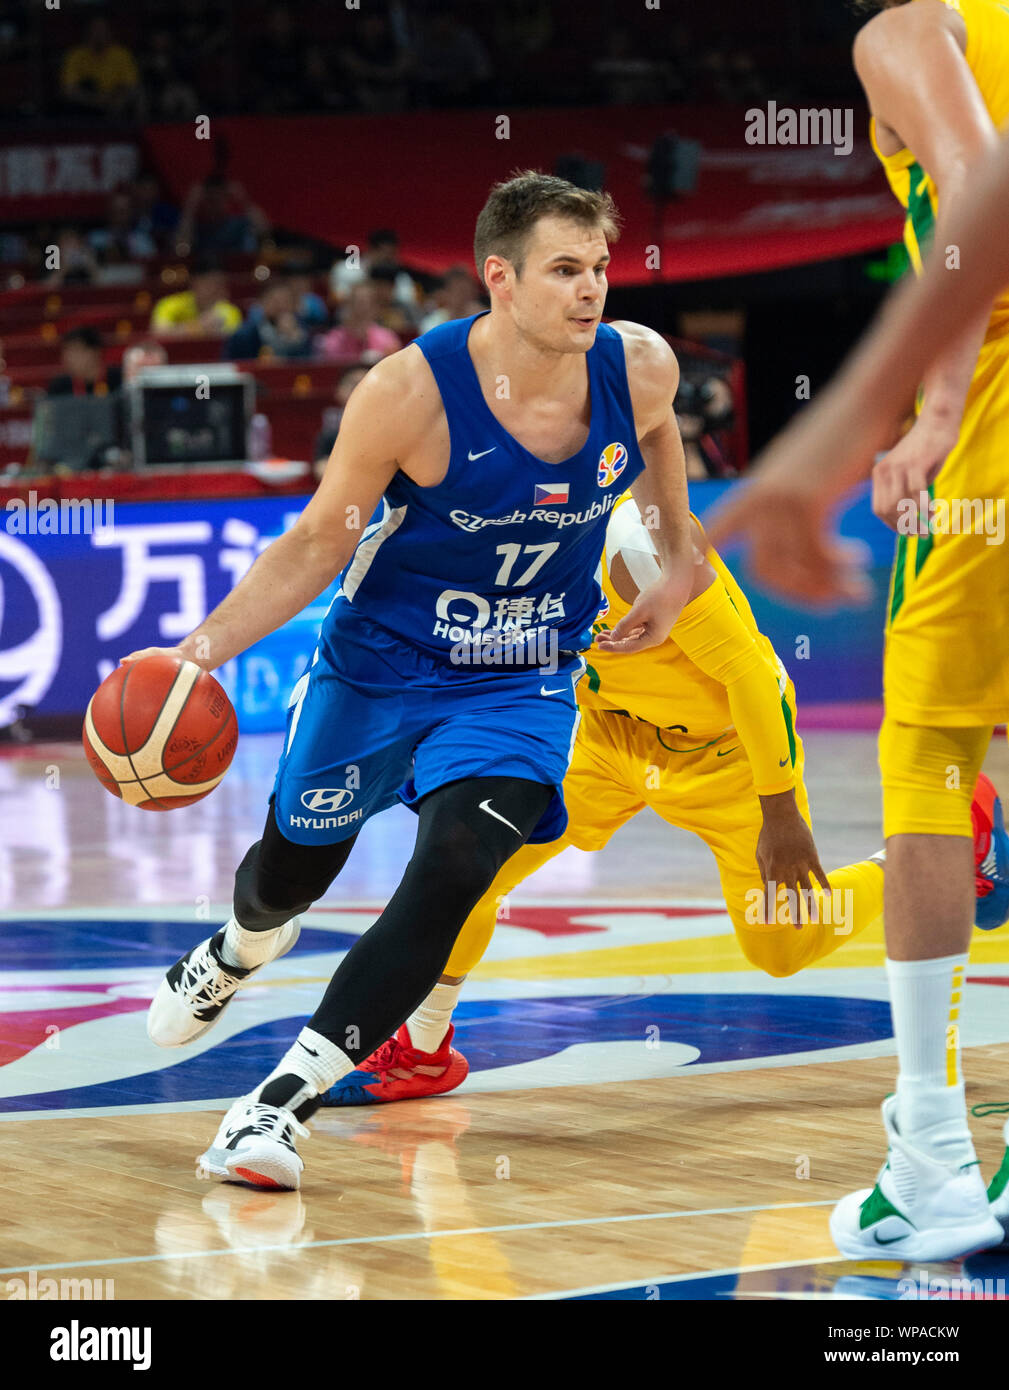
[341,501,408,602]
[286,646,320,754]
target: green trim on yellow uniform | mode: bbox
[906,160,936,261]
[888,483,935,627]
[888,534,908,627]
[780,694,797,768]
[915,521,935,578]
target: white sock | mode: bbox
[887,952,975,1165]
[219,915,290,970]
[406,980,464,1052]
[249,1026,355,1107]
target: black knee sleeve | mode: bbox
[409,774,553,911]
[233,800,358,931]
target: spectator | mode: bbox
[60,17,142,118]
[419,266,484,333]
[247,265,328,330]
[150,258,243,336]
[329,228,417,306]
[121,340,169,383]
[339,11,411,113]
[142,29,200,120]
[224,283,313,360]
[368,266,417,337]
[45,228,99,286]
[47,327,122,397]
[88,190,158,265]
[133,173,180,251]
[413,13,493,108]
[313,364,370,477]
[316,283,401,363]
[176,175,270,257]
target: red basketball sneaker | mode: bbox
[973,772,1009,930]
[321,1024,469,1105]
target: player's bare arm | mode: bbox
[595,323,694,654]
[123,349,443,670]
[704,2,1004,601]
[854,0,1000,528]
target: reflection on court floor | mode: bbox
[3,730,1009,1299]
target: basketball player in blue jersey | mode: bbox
[132,171,696,1189]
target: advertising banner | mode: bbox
[2,482,894,735]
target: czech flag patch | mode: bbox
[534,483,570,505]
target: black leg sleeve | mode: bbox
[306,775,553,1061]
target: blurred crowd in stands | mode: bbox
[0,180,741,481]
[0,199,508,478]
[0,0,762,481]
[0,0,860,125]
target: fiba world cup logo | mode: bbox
[597,442,627,487]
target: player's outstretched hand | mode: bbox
[705,480,872,607]
[595,570,692,654]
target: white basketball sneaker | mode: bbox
[197,1099,308,1191]
[830,1094,1003,1261]
[147,918,300,1047]
[987,1116,1009,1229]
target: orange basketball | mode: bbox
[83,654,238,810]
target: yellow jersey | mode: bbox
[869,0,1009,341]
[150,292,243,335]
[61,44,139,96]
[580,493,785,740]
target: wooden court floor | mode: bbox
[3,729,1009,1300]
[4,1051,1009,1300]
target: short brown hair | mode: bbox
[473,170,621,287]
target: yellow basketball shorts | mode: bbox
[884,331,1009,726]
[444,691,885,979]
[561,698,811,936]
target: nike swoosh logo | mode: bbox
[468,447,496,460]
[540,685,566,696]
[478,799,521,835]
[298,1042,320,1057]
[715,746,739,757]
[873,1230,909,1246]
[779,757,789,767]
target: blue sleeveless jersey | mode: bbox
[326,312,645,663]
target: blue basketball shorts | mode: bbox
[271,607,585,846]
